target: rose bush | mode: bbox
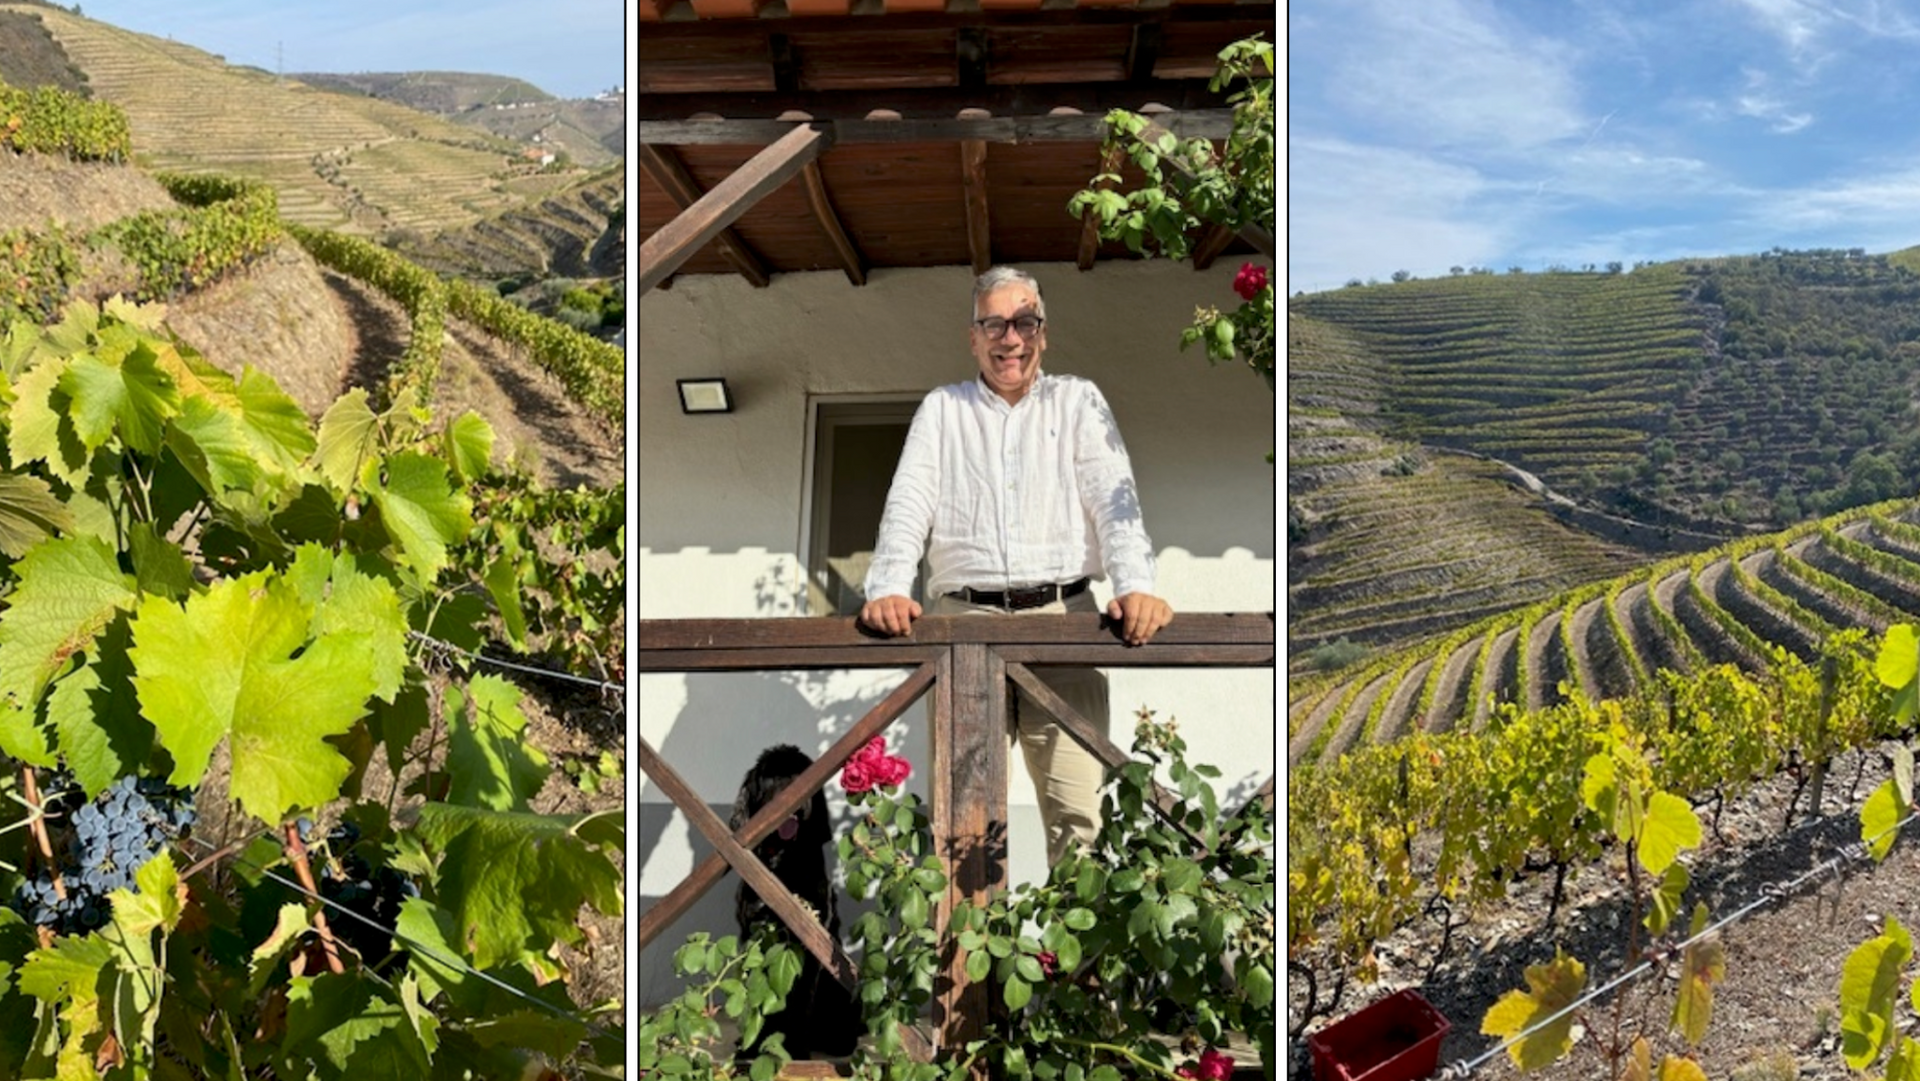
[640,716,1276,1080]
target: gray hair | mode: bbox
[971,266,1046,321]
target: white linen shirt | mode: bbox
[863,372,1156,603]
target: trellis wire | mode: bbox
[408,629,624,709]
[1433,805,1920,1078]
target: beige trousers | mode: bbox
[929,589,1110,866]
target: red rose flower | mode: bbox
[873,754,911,788]
[1232,262,1268,302]
[1175,1067,1200,1079]
[1037,950,1058,977]
[1198,1049,1235,1080]
[840,755,876,794]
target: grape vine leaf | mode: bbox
[367,452,472,581]
[0,536,138,767]
[58,340,179,456]
[445,675,550,812]
[49,619,150,799]
[1672,904,1723,1046]
[0,472,75,558]
[1878,624,1920,722]
[285,546,407,704]
[1864,778,1905,862]
[443,411,494,486]
[1637,790,1701,877]
[314,388,378,493]
[127,520,194,601]
[1480,949,1586,1071]
[1622,1036,1651,1081]
[167,395,265,497]
[248,904,313,997]
[1657,1057,1707,1081]
[1889,1038,1920,1081]
[413,803,623,970]
[128,568,391,821]
[1644,862,1689,936]
[280,972,432,1078]
[8,355,88,485]
[17,932,112,1005]
[1840,916,1913,1070]
[109,850,184,937]
[483,555,529,652]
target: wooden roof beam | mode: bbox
[640,107,1236,146]
[637,79,1227,124]
[961,139,991,276]
[1190,221,1236,270]
[639,122,834,293]
[801,161,867,286]
[1124,23,1163,82]
[638,143,774,289]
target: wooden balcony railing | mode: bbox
[638,612,1276,1061]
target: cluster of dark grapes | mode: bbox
[11,773,197,934]
[305,819,419,962]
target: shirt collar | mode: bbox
[974,370,1048,411]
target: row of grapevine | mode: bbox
[0,78,131,160]
[445,278,622,424]
[1290,628,1895,980]
[287,223,448,404]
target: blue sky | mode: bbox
[1286,0,1920,293]
[76,1,624,100]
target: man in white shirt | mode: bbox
[859,266,1174,866]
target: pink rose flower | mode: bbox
[1198,1049,1235,1081]
[840,755,876,794]
[1232,262,1268,302]
[1175,1067,1199,1080]
[873,754,911,788]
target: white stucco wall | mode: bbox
[637,261,1277,1007]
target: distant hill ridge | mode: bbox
[0,1,619,252]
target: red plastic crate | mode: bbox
[1308,989,1450,1081]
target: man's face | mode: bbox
[970,283,1047,405]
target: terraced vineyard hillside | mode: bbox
[392,165,625,280]
[1288,312,1648,657]
[3,2,587,238]
[1287,498,1920,767]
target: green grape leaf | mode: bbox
[0,535,138,715]
[446,675,550,812]
[368,452,472,581]
[0,472,75,558]
[234,366,317,477]
[1580,752,1619,823]
[167,395,265,496]
[1880,625,1920,692]
[128,570,383,821]
[1481,950,1587,1071]
[444,411,494,485]
[314,388,379,493]
[413,803,623,970]
[1638,790,1702,877]
[17,932,112,1004]
[128,520,194,601]
[8,356,88,485]
[483,555,529,651]
[49,619,150,799]
[1864,779,1905,862]
[1841,917,1913,1070]
[109,850,183,937]
[285,546,407,704]
[368,681,431,776]
[57,340,178,455]
[394,898,470,1008]
[1644,862,1689,937]
[1890,1038,1920,1081]
[281,972,432,1077]
[1672,905,1723,1046]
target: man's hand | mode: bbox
[1107,592,1173,646]
[859,595,923,637]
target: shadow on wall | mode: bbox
[638,664,927,1008]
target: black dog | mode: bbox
[731,744,863,1060]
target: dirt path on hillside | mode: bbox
[1371,657,1433,745]
[1523,614,1558,712]
[1424,636,1481,735]
[1474,627,1521,730]
[1567,596,1605,696]
[432,317,621,490]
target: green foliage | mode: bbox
[446,278,622,425]
[0,78,129,160]
[98,182,283,300]
[647,714,1277,1079]
[0,298,620,1076]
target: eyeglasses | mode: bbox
[972,315,1044,340]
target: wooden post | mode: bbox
[941,641,1008,1059]
[638,122,833,293]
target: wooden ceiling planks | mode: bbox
[638,0,1275,285]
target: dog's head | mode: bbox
[731,743,833,851]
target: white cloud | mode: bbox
[1733,67,1816,132]
[1757,162,1920,234]
[1285,137,1510,289]
[1320,0,1588,153]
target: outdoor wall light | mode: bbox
[677,378,734,414]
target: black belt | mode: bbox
[948,577,1090,611]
